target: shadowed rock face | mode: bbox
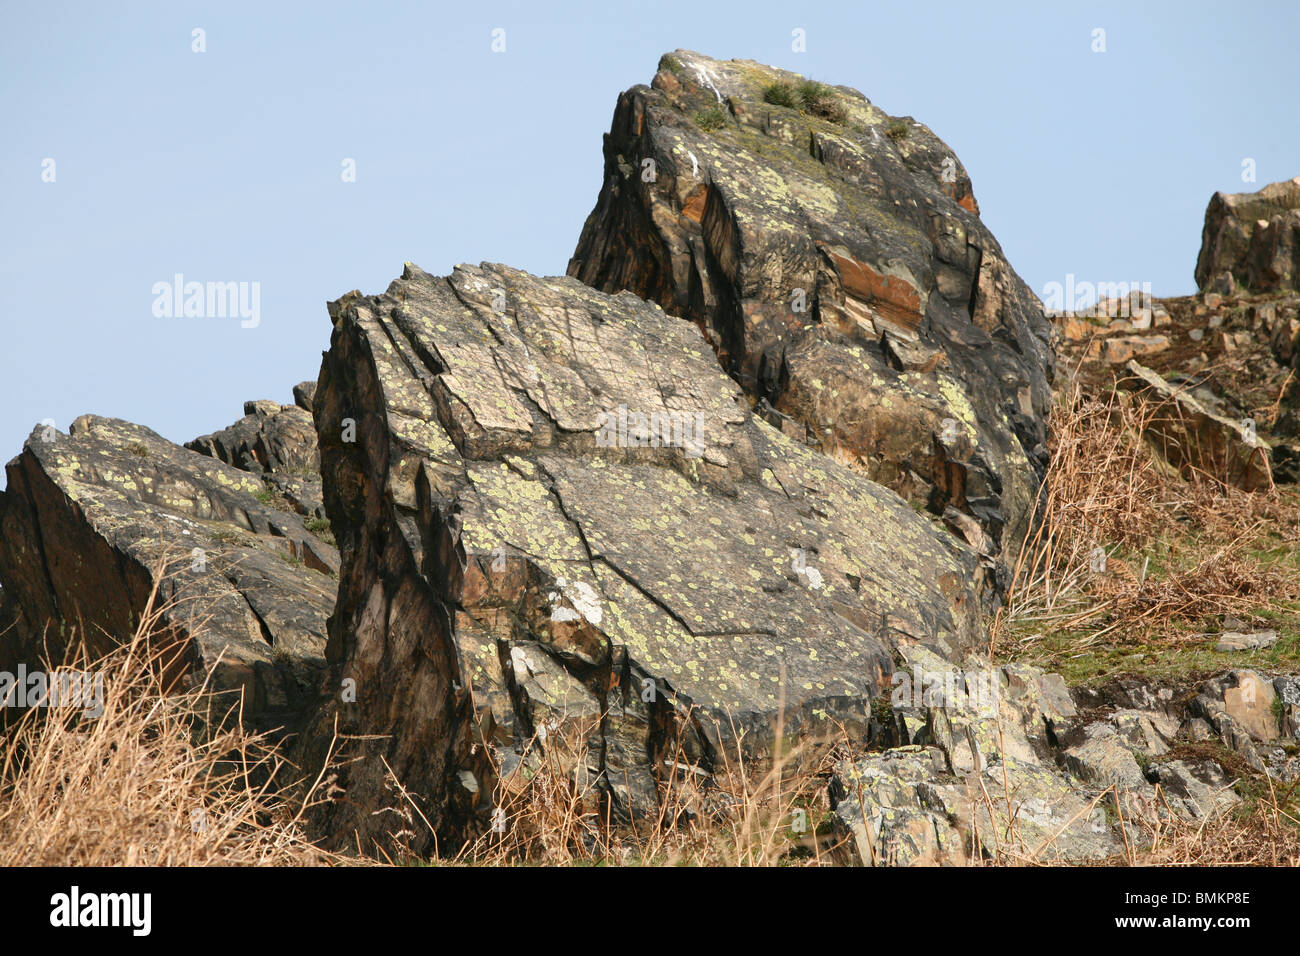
[568,50,1053,566]
[1196,177,1300,295]
[296,261,987,855]
[0,415,335,734]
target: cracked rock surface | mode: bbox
[295,260,988,854]
[0,414,335,734]
[569,50,1054,566]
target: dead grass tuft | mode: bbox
[997,375,1300,648]
[0,568,335,866]
[441,711,845,867]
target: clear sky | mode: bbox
[3,1,1297,485]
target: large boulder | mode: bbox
[1195,177,1300,295]
[568,50,1054,565]
[295,261,988,855]
[0,415,335,734]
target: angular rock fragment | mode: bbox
[1275,676,1300,737]
[1216,630,1278,652]
[1061,723,1148,790]
[1097,334,1169,365]
[1121,360,1272,491]
[295,261,988,855]
[1191,670,1279,749]
[187,394,326,519]
[1148,760,1240,820]
[569,50,1054,563]
[0,416,335,733]
[832,661,1129,865]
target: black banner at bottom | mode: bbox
[0,864,1278,943]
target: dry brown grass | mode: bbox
[996,375,1300,647]
[973,783,1300,867]
[1122,781,1300,866]
[440,710,846,867]
[6,575,1296,867]
[0,572,334,867]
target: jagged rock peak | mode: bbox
[568,50,1054,566]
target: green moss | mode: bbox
[870,693,895,731]
[1133,749,1152,774]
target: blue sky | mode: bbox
[3,1,1297,483]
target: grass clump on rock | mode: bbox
[763,78,846,125]
[693,103,729,132]
[762,80,800,109]
[659,53,685,76]
[304,517,335,545]
[797,80,847,124]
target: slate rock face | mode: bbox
[569,50,1053,564]
[1196,177,1300,295]
[296,261,986,855]
[187,391,325,519]
[0,415,335,734]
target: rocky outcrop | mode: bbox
[187,387,325,519]
[1196,177,1300,294]
[1121,360,1273,491]
[1054,284,1300,484]
[0,414,335,734]
[3,51,1293,868]
[295,261,989,855]
[569,50,1054,565]
[827,655,1300,865]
